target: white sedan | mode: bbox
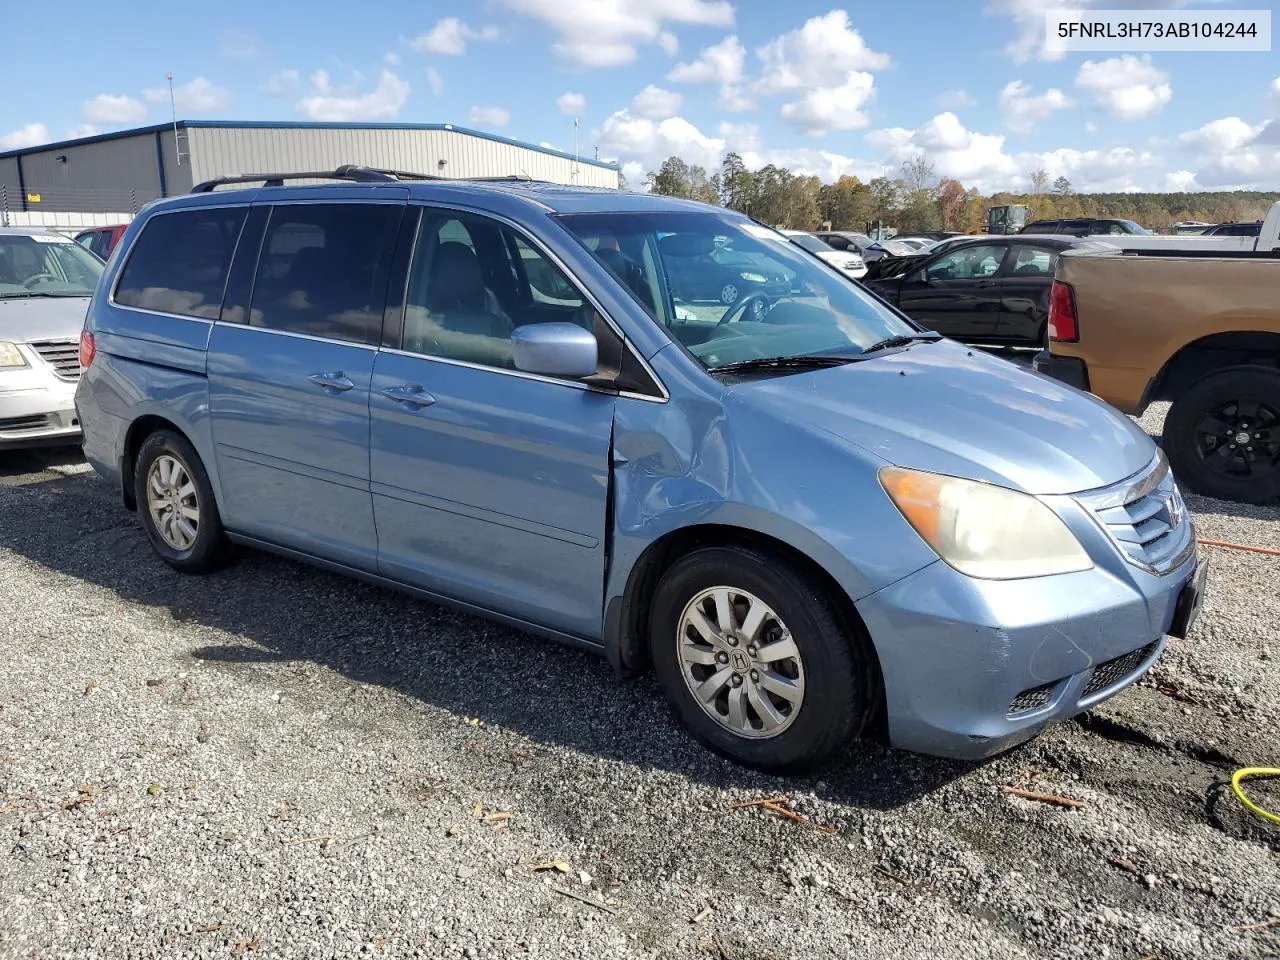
[780,230,867,279]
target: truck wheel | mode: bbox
[1163,365,1280,505]
[134,430,232,573]
[649,545,878,771]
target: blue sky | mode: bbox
[2,0,1277,192]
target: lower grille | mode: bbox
[1008,682,1056,716]
[0,414,53,432]
[1081,641,1159,698]
[29,339,82,380]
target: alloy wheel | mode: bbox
[146,454,200,551]
[676,586,805,739]
[1193,397,1280,481]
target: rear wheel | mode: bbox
[649,545,877,770]
[1164,365,1280,505]
[134,430,231,572]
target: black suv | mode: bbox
[1204,221,1262,237]
[1020,218,1149,237]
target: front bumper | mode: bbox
[857,503,1198,760]
[0,380,81,449]
[1032,350,1090,392]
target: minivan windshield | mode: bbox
[0,234,103,298]
[560,211,920,372]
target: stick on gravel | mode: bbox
[1000,786,1086,809]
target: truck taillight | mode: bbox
[1048,281,1078,343]
[79,330,96,368]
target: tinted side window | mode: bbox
[249,203,401,344]
[401,211,594,372]
[115,209,246,319]
[926,244,1008,280]
[1005,245,1055,277]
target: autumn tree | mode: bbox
[1030,168,1050,194]
[646,157,693,197]
[935,178,967,231]
[819,175,872,230]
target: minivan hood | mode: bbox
[0,295,91,343]
[733,340,1154,495]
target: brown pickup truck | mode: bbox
[1033,247,1280,505]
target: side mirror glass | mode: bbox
[511,323,598,379]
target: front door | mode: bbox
[896,242,1010,339]
[369,207,615,638]
[207,199,404,570]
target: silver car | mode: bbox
[0,228,102,449]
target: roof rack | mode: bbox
[190,165,441,193]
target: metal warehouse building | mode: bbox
[0,120,620,219]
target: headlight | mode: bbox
[0,341,29,369]
[739,271,767,283]
[880,467,1092,580]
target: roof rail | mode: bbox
[190,165,441,193]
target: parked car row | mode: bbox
[58,166,1204,773]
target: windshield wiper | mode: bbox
[711,355,857,375]
[860,333,940,354]
[0,291,91,299]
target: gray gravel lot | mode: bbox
[1,401,1278,960]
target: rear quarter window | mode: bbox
[114,208,247,319]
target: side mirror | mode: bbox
[511,323,598,379]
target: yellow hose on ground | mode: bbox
[1231,769,1280,825]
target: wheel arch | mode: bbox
[1146,330,1280,408]
[604,523,884,703]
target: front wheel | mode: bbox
[134,430,232,572]
[1163,365,1280,505]
[649,546,878,770]
[718,282,740,305]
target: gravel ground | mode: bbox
[1,404,1278,960]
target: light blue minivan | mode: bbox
[75,167,1206,769]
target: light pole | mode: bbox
[165,73,181,165]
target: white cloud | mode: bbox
[65,123,98,140]
[999,80,1073,133]
[557,91,587,116]
[501,0,733,68]
[383,51,402,67]
[219,30,263,60]
[295,69,410,121]
[717,121,763,154]
[1084,120,1098,133]
[1174,116,1280,188]
[779,71,876,136]
[667,35,744,84]
[631,85,682,119]
[986,0,1084,63]
[1163,170,1197,191]
[410,18,499,55]
[658,31,679,56]
[1075,54,1171,120]
[595,109,725,173]
[263,69,301,95]
[1271,76,1280,104]
[81,94,148,125]
[937,89,976,110]
[427,68,445,97]
[143,77,230,114]
[0,122,50,150]
[468,106,511,128]
[755,10,890,95]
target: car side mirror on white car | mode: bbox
[511,323,598,379]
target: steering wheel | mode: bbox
[717,290,770,325]
[22,274,60,289]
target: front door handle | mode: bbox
[380,384,436,408]
[308,371,355,392]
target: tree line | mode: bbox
[643,154,1280,234]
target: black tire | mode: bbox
[649,545,878,771]
[133,429,232,573]
[1163,365,1280,506]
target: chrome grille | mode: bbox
[29,339,81,380]
[1081,641,1159,698]
[1074,454,1194,575]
